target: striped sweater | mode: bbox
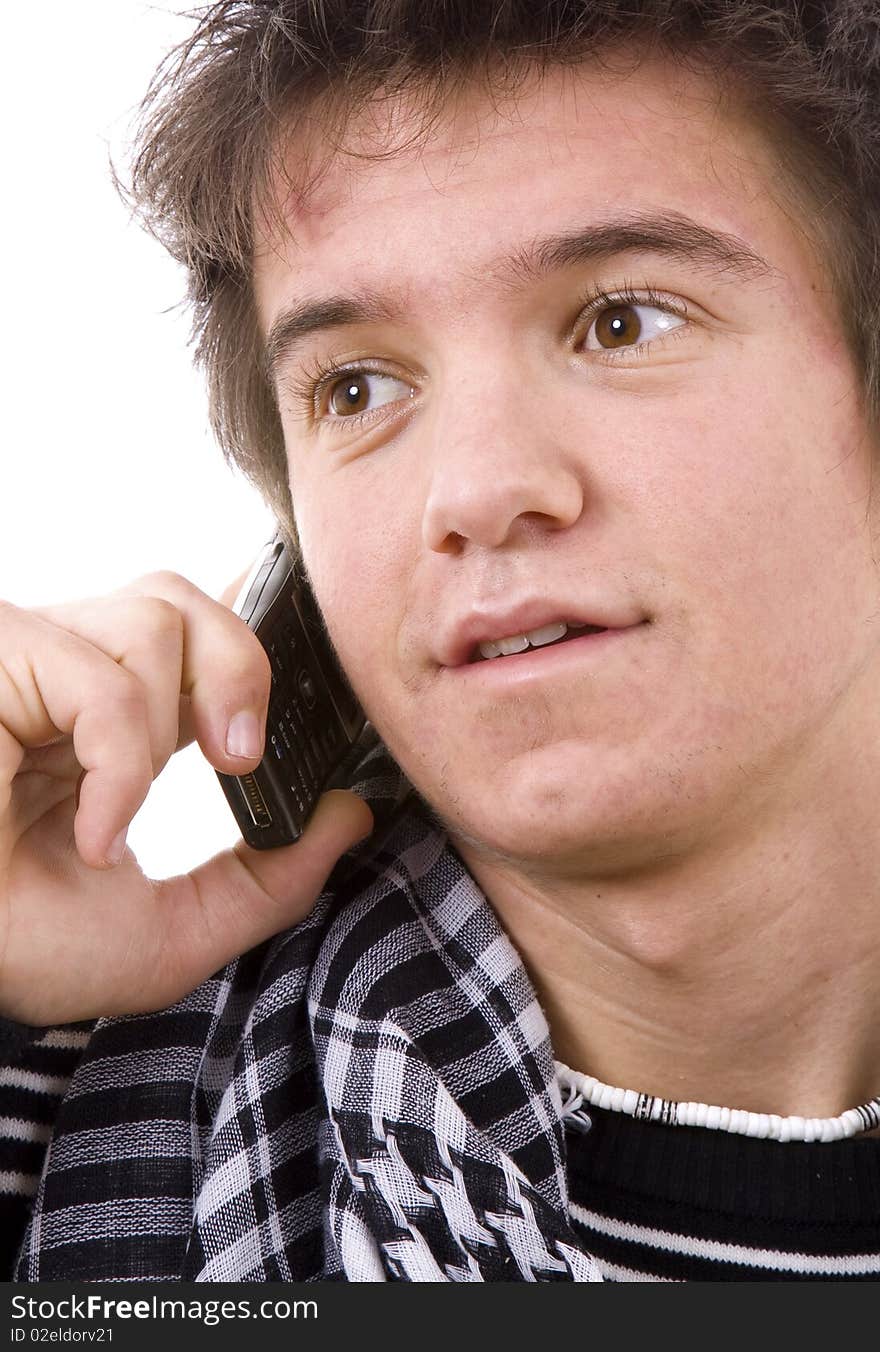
[2,1021,878,1281]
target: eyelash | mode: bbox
[289,356,408,432]
[290,283,691,429]
[573,282,690,358]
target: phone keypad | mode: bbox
[265,633,343,823]
[221,537,365,849]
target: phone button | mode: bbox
[298,669,318,708]
[269,641,286,675]
[300,743,318,780]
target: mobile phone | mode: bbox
[216,529,367,849]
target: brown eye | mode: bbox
[329,376,369,415]
[594,304,642,349]
[582,301,686,354]
[324,370,414,419]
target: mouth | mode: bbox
[446,619,645,685]
[467,621,608,664]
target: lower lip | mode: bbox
[446,624,645,688]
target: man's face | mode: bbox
[254,56,880,878]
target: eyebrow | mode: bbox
[263,210,772,380]
[509,209,772,287]
[264,294,405,383]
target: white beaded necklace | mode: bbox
[555,1060,880,1143]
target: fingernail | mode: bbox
[106,828,127,866]
[226,709,263,759]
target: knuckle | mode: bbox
[139,568,188,592]
[246,640,273,697]
[137,595,185,644]
[222,653,272,714]
[226,617,272,688]
[122,569,192,602]
[154,712,184,769]
[153,733,179,776]
[102,664,147,715]
[253,639,273,686]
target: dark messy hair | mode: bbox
[126,1,880,556]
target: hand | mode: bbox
[0,570,373,1025]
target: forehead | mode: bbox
[252,55,820,327]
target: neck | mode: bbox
[453,731,880,1124]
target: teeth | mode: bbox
[478,620,572,662]
[523,621,569,648]
[495,634,530,656]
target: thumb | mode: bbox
[233,788,375,905]
[156,790,374,1001]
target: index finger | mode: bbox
[114,570,272,769]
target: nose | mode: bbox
[420,379,585,554]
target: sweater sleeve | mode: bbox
[0,1017,94,1280]
[0,1016,43,1062]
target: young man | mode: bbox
[2,1,879,1281]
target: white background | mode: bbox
[1,2,276,877]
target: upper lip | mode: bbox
[437,598,644,667]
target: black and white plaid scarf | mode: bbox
[15,729,602,1282]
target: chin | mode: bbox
[432,777,651,875]
[439,736,729,874]
[394,724,717,870]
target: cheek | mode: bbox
[632,358,878,712]
[293,471,413,710]
[636,335,869,578]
